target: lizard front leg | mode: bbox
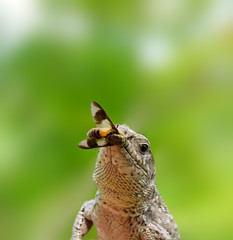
[71,199,95,240]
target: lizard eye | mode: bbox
[139,143,149,153]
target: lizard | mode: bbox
[71,101,180,240]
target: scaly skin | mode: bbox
[71,124,180,240]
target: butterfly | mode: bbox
[78,102,119,149]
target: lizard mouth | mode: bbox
[122,138,148,175]
[123,145,134,161]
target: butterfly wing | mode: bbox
[78,102,118,149]
[78,137,111,149]
[91,101,118,130]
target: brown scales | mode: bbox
[71,102,180,240]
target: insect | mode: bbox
[87,128,116,139]
[78,101,122,149]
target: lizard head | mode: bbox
[107,123,156,181]
[78,102,156,209]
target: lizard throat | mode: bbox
[93,146,154,211]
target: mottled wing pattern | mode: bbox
[91,101,117,130]
[78,137,109,149]
[78,102,118,149]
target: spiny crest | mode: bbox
[78,102,118,149]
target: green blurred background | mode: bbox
[0,0,233,239]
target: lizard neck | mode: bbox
[93,145,158,216]
[96,188,158,217]
[94,161,158,216]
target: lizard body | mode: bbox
[71,102,180,240]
